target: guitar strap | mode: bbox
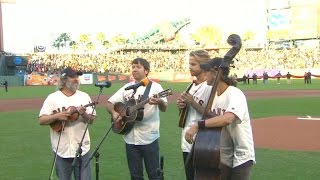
[136,80,152,111]
[141,80,152,101]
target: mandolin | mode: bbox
[112,88,172,135]
[178,82,194,128]
[50,102,97,132]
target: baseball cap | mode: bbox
[61,67,83,77]
[200,57,224,71]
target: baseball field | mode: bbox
[0,79,319,180]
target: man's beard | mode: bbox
[65,81,79,91]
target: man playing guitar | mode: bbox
[106,58,168,180]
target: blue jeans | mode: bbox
[126,139,161,180]
[55,152,91,180]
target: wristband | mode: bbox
[198,120,205,129]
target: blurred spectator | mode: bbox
[307,71,312,84]
[252,73,257,85]
[276,71,281,84]
[242,74,247,84]
[263,72,269,85]
[286,72,292,84]
[304,72,308,84]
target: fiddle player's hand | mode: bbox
[176,97,186,109]
[76,105,86,115]
[185,123,199,144]
[54,111,71,121]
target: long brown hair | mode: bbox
[189,50,211,63]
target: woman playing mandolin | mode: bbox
[185,58,255,180]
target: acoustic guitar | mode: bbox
[50,102,97,132]
[112,88,172,135]
[178,82,193,128]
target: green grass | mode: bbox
[1,80,320,179]
[0,79,319,99]
[249,97,320,119]
[252,149,320,180]
[1,96,320,179]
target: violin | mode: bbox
[50,102,97,132]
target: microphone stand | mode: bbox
[84,88,138,180]
[85,123,113,180]
[48,119,66,180]
[157,155,164,180]
[71,86,102,179]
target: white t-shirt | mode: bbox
[39,90,96,158]
[181,81,212,152]
[108,81,167,145]
[212,86,255,168]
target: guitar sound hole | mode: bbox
[126,109,131,116]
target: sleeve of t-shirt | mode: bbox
[225,89,247,124]
[108,86,126,104]
[39,95,54,117]
[153,83,168,103]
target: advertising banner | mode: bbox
[79,73,93,84]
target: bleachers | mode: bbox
[26,47,320,77]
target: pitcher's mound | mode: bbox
[252,116,320,151]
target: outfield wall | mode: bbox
[0,55,5,75]
[2,68,320,87]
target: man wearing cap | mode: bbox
[185,58,255,180]
[38,67,96,180]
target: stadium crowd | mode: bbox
[26,47,320,77]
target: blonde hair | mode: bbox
[189,50,211,63]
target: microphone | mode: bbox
[124,78,149,90]
[94,81,112,88]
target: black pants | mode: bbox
[126,139,161,180]
[221,160,253,180]
[183,152,194,180]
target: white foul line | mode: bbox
[297,116,320,121]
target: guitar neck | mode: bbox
[178,82,194,128]
[84,102,95,108]
[129,98,150,112]
[127,89,171,114]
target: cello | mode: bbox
[187,34,242,179]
